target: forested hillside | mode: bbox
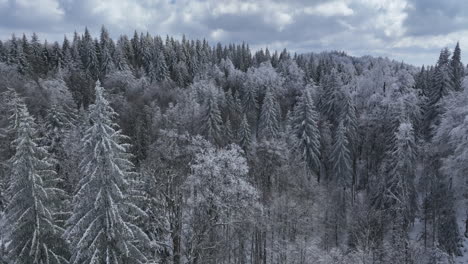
[0,27,466,264]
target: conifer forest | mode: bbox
[0,26,467,264]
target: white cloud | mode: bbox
[14,0,64,21]
[210,28,227,40]
[393,30,468,49]
[304,1,354,17]
[212,1,259,16]
[264,10,294,31]
[357,0,409,37]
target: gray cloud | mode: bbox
[0,0,466,66]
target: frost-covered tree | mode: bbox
[140,130,193,264]
[424,48,452,138]
[258,88,280,139]
[321,68,345,125]
[330,121,352,188]
[238,114,252,151]
[450,42,464,92]
[292,89,321,180]
[184,139,259,263]
[200,86,223,145]
[374,122,417,222]
[388,122,418,221]
[435,87,468,239]
[65,81,150,264]
[99,26,116,78]
[0,88,26,208]
[81,27,99,79]
[155,50,169,82]
[2,100,69,264]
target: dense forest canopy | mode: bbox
[0,26,467,264]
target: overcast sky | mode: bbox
[0,0,466,66]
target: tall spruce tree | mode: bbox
[65,81,150,264]
[258,88,280,139]
[292,89,321,181]
[450,42,464,92]
[424,48,452,138]
[330,121,352,188]
[2,100,69,264]
[238,114,252,151]
[201,87,223,145]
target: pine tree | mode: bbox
[224,117,234,145]
[99,26,115,78]
[330,121,352,188]
[155,50,169,82]
[424,48,452,138]
[201,88,223,145]
[2,100,69,264]
[292,90,321,180]
[30,33,45,76]
[10,34,30,75]
[66,81,149,264]
[321,68,344,125]
[81,27,99,79]
[450,42,464,92]
[258,88,280,139]
[114,40,130,72]
[238,114,251,151]
[388,122,418,222]
[0,40,5,63]
[242,84,258,118]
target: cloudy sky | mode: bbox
[0,0,466,66]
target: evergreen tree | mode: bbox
[241,83,258,120]
[424,48,452,138]
[450,42,464,92]
[330,121,352,188]
[224,117,234,144]
[155,50,169,82]
[321,68,344,125]
[81,27,99,79]
[99,26,115,78]
[238,114,251,151]
[2,101,69,264]
[258,88,280,139]
[292,90,321,180]
[201,88,223,145]
[114,40,130,72]
[65,81,149,264]
[388,122,418,222]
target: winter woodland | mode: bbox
[0,27,467,264]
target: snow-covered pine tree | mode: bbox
[114,39,130,72]
[330,121,352,189]
[326,120,352,247]
[292,89,321,181]
[241,82,258,121]
[99,26,116,78]
[450,42,464,92]
[424,48,452,138]
[238,113,252,151]
[258,88,280,139]
[201,87,223,145]
[321,68,344,125]
[224,117,234,145]
[388,122,418,223]
[2,99,69,264]
[65,81,150,264]
[0,88,27,209]
[155,50,169,82]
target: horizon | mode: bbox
[0,0,467,66]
